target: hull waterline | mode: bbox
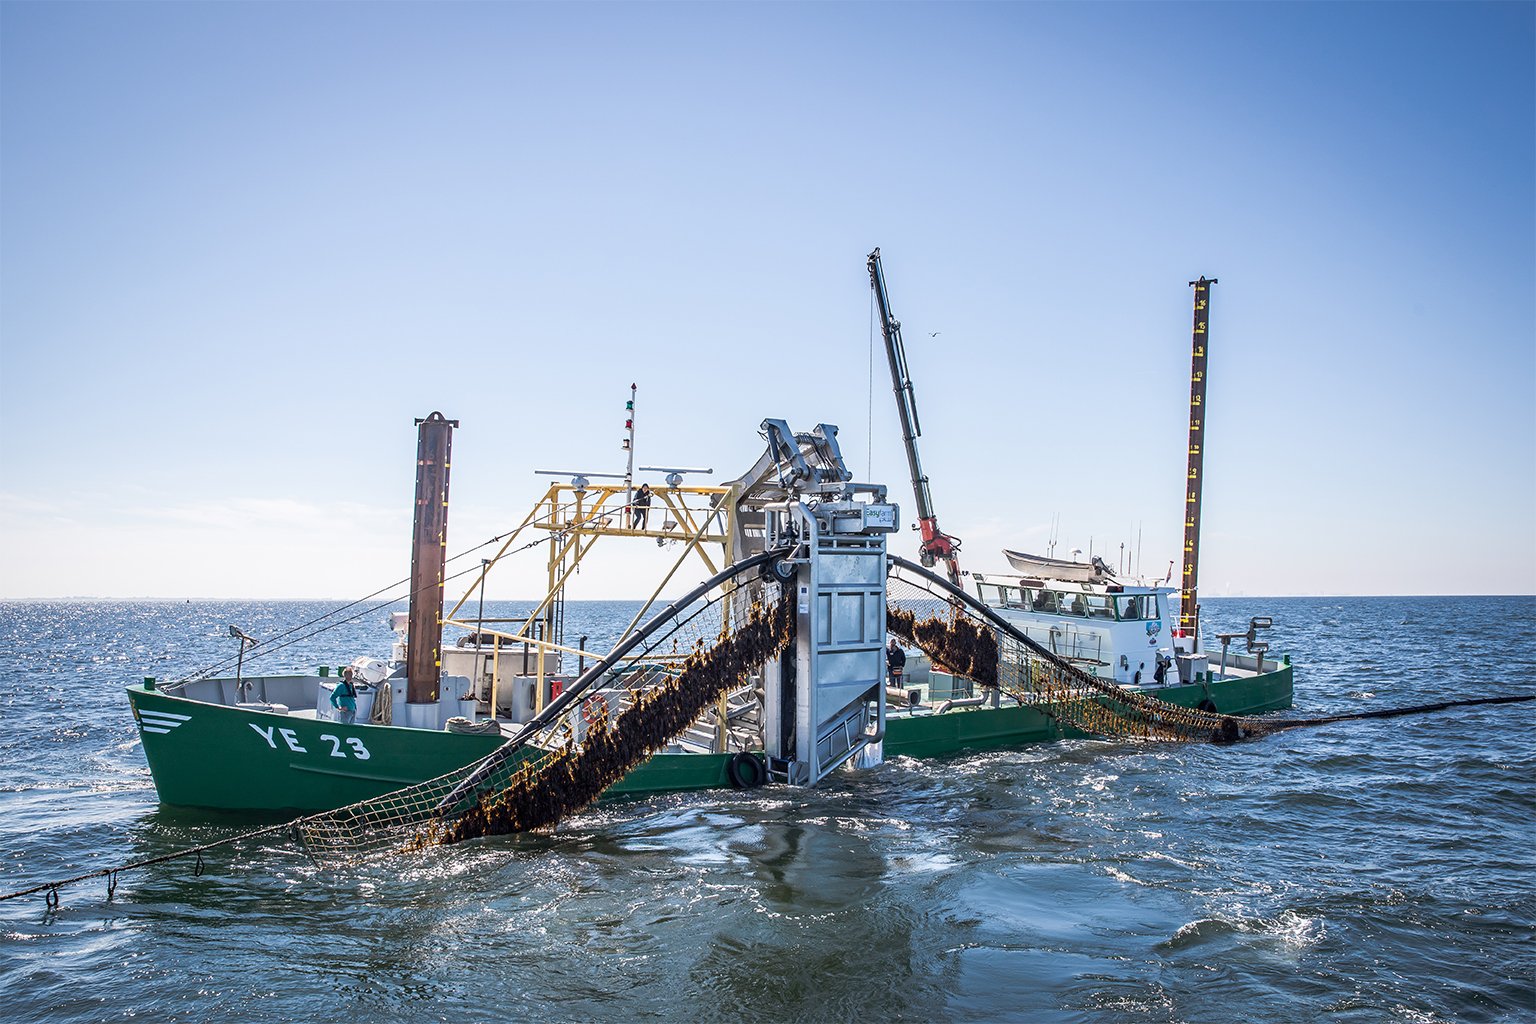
[129,663,1293,814]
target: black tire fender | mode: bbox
[726,751,766,789]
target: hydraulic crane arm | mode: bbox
[867,247,962,588]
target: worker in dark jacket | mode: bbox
[886,638,907,687]
[631,483,652,530]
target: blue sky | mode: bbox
[1,1,1531,600]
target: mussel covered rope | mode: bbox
[885,557,1536,744]
[432,596,794,844]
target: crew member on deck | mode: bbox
[331,666,358,725]
[886,637,907,687]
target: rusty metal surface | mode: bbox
[407,412,458,705]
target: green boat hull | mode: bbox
[128,664,1292,814]
[881,664,1293,759]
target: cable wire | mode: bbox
[175,494,593,684]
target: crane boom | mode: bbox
[867,247,962,587]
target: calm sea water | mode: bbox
[1,596,1532,1023]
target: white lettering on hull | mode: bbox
[249,724,372,762]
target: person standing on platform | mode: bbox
[632,483,652,530]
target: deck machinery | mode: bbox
[868,247,962,588]
[752,420,899,786]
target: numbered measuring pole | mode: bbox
[1178,277,1216,647]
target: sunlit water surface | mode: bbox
[1,596,1532,1023]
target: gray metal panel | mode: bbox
[816,649,881,686]
[829,592,869,645]
[765,484,892,787]
[815,649,880,715]
[819,551,885,586]
[864,590,883,643]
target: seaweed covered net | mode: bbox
[294,566,792,866]
[439,595,791,844]
[886,557,1276,744]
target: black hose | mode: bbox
[886,556,1536,735]
[1263,693,1536,729]
[434,545,792,812]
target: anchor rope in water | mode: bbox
[3,549,793,905]
[0,819,297,905]
[6,687,1528,906]
[12,552,1532,906]
[1258,693,1536,729]
[885,556,1536,744]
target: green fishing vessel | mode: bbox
[129,417,1291,813]
[129,262,1291,817]
[128,658,1290,813]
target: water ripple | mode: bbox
[1,597,1533,1023]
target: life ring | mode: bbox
[581,696,606,725]
[726,751,767,789]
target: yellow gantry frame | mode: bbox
[442,481,740,733]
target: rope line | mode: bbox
[886,556,1536,745]
[12,550,1533,906]
[1262,693,1536,730]
[176,495,597,684]
[0,819,296,904]
[2,549,791,903]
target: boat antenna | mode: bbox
[623,384,637,515]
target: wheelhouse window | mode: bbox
[978,583,1031,608]
[1115,595,1155,620]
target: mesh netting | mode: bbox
[20,552,1536,907]
[286,557,1276,866]
[885,560,1277,744]
[440,595,792,845]
[294,578,791,866]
